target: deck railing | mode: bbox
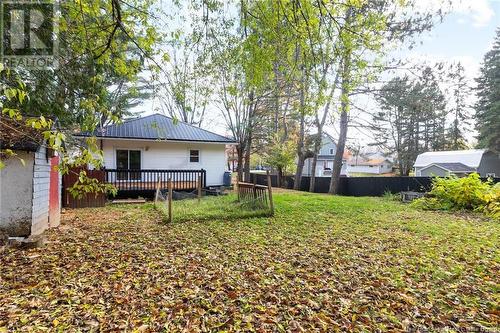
[105,169,206,191]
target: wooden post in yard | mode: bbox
[236,180,240,202]
[167,178,173,223]
[198,175,202,202]
[252,174,257,200]
[266,170,274,216]
[154,179,161,204]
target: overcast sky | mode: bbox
[137,0,500,149]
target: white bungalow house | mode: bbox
[414,149,500,177]
[302,133,349,177]
[76,114,235,192]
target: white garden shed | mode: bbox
[0,117,61,239]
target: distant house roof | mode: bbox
[77,114,235,143]
[421,162,476,173]
[414,149,488,168]
[348,157,392,166]
[0,117,45,152]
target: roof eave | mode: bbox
[74,134,235,144]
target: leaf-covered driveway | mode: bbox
[1,192,499,332]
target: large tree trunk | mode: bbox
[294,154,306,190]
[294,66,307,191]
[329,54,351,194]
[244,137,251,182]
[243,91,256,182]
[277,166,283,188]
[236,146,244,182]
[308,132,322,192]
[329,109,348,194]
[294,111,306,190]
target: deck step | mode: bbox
[111,199,147,204]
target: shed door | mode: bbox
[49,156,61,227]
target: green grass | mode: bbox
[1,191,498,332]
[154,194,272,223]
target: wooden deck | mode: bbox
[112,180,199,191]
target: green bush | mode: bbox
[411,173,499,219]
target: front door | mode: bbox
[116,149,141,180]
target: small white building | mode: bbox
[0,117,61,238]
[347,157,393,175]
[414,149,500,177]
[76,114,235,188]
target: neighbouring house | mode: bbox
[76,114,235,194]
[414,149,500,177]
[347,156,393,175]
[302,133,349,177]
[0,117,61,239]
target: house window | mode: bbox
[116,149,141,180]
[329,148,334,155]
[189,150,200,163]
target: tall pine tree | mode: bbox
[475,28,500,153]
[446,63,471,150]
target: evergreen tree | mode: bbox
[372,67,448,175]
[446,63,471,150]
[475,28,500,153]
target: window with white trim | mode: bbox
[189,150,200,163]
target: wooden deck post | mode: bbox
[167,178,173,223]
[267,171,274,216]
[198,175,202,202]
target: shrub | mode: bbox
[411,173,499,219]
[478,183,500,219]
[383,190,399,201]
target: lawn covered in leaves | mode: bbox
[1,191,499,332]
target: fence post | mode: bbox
[236,181,240,202]
[201,169,206,188]
[198,175,202,202]
[267,170,274,216]
[253,175,257,200]
[167,178,173,223]
[154,179,161,204]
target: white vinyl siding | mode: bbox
[31,147,50,236]
[102,139,227,186]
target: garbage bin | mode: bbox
[223,171,232,186]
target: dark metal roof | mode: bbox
[429,162,476,172]
[78,114,235,143]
